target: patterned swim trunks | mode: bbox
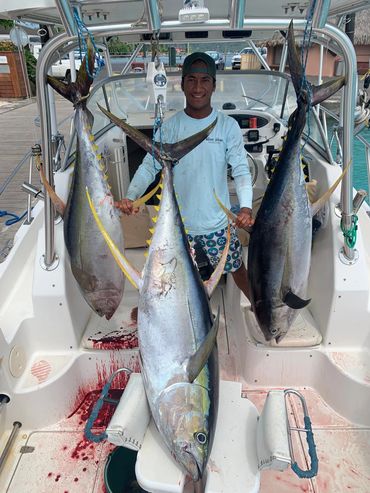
[188,224,242,274]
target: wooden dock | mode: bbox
[0,95,73,261]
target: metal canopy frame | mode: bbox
[37,6,357,266]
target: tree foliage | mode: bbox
[0,19,13,29]
[107,38,134,55]
[0,40,16,51]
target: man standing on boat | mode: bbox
[116,52,254,299]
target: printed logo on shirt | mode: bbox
[206,137,223,144]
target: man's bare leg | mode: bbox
[231,261,250,300]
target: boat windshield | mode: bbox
[87,69,329,158]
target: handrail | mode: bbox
[0,422,21,472]
[37,18,357,267]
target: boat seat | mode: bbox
[135,380,261,493]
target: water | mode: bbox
[327,120,370,204]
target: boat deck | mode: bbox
[1,253,369,492]
[0,96,73,261]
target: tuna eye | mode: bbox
[195,431,207,445]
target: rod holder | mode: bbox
[22,182,45,201]
[352,189,367,215]
[229,0,246,29]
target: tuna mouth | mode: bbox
[183,450,202,482]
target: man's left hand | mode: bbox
[235,207,254,230]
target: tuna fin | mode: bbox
[311,77,345,106]
[86,187,143,290]
[204,225,231,298]
[98,103,217,164]
[287,21,345,105]
[47,76,74,102]
[283,290,310,309]
[132,180,162,208]
[74,39,95,98]
[311,161,351,216]
[160,119,217,162]
[39,163,66,217]
[47,39,94,103]
[287,20,304,96]
[213,190,250,239]
[185,306,220,383]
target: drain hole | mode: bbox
[0,394,10,404]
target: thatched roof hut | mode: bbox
[259,8,370,48]
[354,8,370,45]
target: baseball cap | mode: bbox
[182,52,216,79]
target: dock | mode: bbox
[0,95,73,261]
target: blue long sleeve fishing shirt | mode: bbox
[126,108,252,235]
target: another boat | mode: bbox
[0,1,370,492]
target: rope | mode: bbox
[0,210,28,226]
[341,214,358,248]
[72,8,104,79]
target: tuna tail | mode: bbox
[287,20,345,106]
[47,39,95,104]
[98,103,217,164]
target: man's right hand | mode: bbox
[114,198,140,215]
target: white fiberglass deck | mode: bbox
[0,243,369,492]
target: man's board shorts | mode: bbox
[188,224,242,274]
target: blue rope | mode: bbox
[72,8,104,79]
[0,210,28,226]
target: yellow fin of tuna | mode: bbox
[39,163,66,217]
[204,225,231,298]
[86,187,142,290]
[311,161,351,217]
[132,180,162,208]
[213,190,250,244]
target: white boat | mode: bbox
[0,1,370,492]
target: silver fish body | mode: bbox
[47,44,124,319]
[64,107,124,319]
[139,162,218,481]
[87,110,222,480]
[247,22,344,342]
[248,102,311,342]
